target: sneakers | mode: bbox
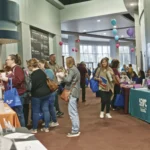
[67,132,81,137]
[49,122,59,127]
[100,112,104,118]
[30,129,37,134]
[41,128,49,133]
[100,112,112,119]
[57,111,64,117]
[106,113,112,119]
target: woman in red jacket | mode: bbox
[1,54,26,127]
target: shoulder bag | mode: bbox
[43,70,58,92]
[60,80,78,102]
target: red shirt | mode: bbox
[5,65,26,95]
[112,68,120,78]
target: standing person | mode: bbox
[49,54,64,117]
[1,54,26,127]
[94,57,114,118]
[27,58,51,133]
[39,59,59,127]
[111,59,120,110]
[77,62,89,102]
[62,56,81,137]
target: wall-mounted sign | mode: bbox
[30,28,49,61]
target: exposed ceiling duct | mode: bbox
[123,0,139,16]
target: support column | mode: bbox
[68,35,80,64]
[134,14,142,70]
[109,40,119,59]
[53,35,62,66]
[144,0,150,69]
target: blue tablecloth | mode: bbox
[129,88,150,123]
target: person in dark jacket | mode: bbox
[27,58,51,134]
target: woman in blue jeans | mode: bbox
[27,58,51,134]
[61,57,81,137]
[39,59,59,127]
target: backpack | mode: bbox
[23,69,32,92]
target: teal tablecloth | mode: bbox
[129,88,150,123]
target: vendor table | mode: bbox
[129,88,150,123]
[0,103,21,128]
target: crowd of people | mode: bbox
[1,54,150,137]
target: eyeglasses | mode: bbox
[6,59,12,61]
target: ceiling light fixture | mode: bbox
[130,3,135,6]
[121,35,124,38]
[83,30,86,32]
[103,33,106,35]
[97,20,101,22]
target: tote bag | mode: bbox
[4,78,22,108]
[114,94,124,107]
[90,78,99,93]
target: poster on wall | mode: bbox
[30,28,49,61]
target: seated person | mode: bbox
[136,70,145,84]
[120,72,130,83]
[131,71,138,83]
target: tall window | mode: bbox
[80,45,110,68]
[119,46,131,68]
[62,43,69,67]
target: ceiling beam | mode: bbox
[85,26,135,34]
[61,30,135,42]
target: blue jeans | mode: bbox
[32,95,50,129]
[13,93,26,127]
[68,95,80,133]
[49,92,57,123]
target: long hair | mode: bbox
[100,57,109,68]
[111,59,120,68]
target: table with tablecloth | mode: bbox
[120,84,134,114]
[129,88,150,123]
[0,103,21,128]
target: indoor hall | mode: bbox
[0,0,150,150]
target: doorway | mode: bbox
[85,62,93,69]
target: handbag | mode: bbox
[60,81,78,102]
[43,70,58,92]
[4,78,22,108]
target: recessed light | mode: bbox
[97,20,101,22]
[121,35,124,38]
[130,3,135,6]
[103,33,106,35]
[83,30,86,32]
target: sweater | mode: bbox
[7,65,26,95]
[31,69,50,98]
